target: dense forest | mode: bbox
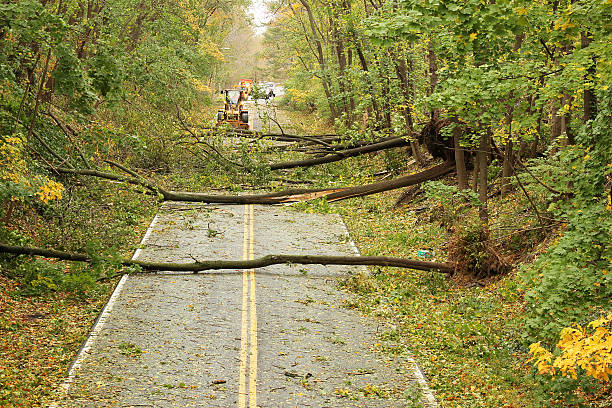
[1,0,610,406]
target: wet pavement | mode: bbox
[51,203,437,407]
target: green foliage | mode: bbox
[237,140,273,185]
[87,42,123,98]
[423,180,481,227]
[5,241,123,297]
[291,197,333,214]
[522,91,612,345]
[52,43,96,112]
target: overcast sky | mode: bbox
[247,0,272,35]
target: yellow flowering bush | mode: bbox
[36,178,65,203]
[0,135,27,185]
[529,311,612,382]
[1,135,64,204]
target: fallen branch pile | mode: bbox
[202,127,341,144]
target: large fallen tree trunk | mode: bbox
[306,135,400,153]
[308,160,455,202]
[58,160,455,204]
[0,243,454,273]
[269,136,409,170]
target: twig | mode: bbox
[514,158,562,195]
[175,108,245,168]
[511,162,545,229]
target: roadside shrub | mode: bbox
[522,91,612,345]
[2,240,123,297]
[448,214,509,279]
[529,311,612,382]
[528,310,612,407]
[13,258,65,296]
[128,139,173,173]
[423,181,480,227]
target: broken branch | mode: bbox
[269,136,409,170]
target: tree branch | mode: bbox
[269,136,409,170]
[46,110,92,169]
[0,243,454,274]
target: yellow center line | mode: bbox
[239,204,258,407]
[238,206,249,408]
[248,204,258,407]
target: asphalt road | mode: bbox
[49,203,437,407]
[246,100,281,133]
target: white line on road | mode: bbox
[337,213,438,407]
[48,212,161,407]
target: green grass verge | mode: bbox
[333,191,541,408]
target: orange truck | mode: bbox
[237,79,254,98]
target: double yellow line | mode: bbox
[239,204,257,408]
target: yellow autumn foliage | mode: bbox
[529,311,612,382]
[1,135,64,204]
[36,178,64,204]
[287,88,312,104]
[1,136,27,186]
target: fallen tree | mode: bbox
[0,243,454,273]
[57,160,455,204]
[201,127,341,144]
[322,160,454,202]
[269,136,409,170]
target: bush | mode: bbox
[448,214,509,279]
[2,240,124,298]
[423,180,481,227]
[522,91,612,345]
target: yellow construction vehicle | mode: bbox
[216,89,249,129]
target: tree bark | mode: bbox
[323,160,454,202]
[0,243,454,274]
[472,156,479,193]
[501,139,513,196]
[453,126,468,189]
[427,38,439,120]
[298,0,338,118]
[394,51,425,166]
[26,48,52,142]
[329,5,351,123]
[477,132,490,223]
[269,136,409,170]
[581,32,597,122]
